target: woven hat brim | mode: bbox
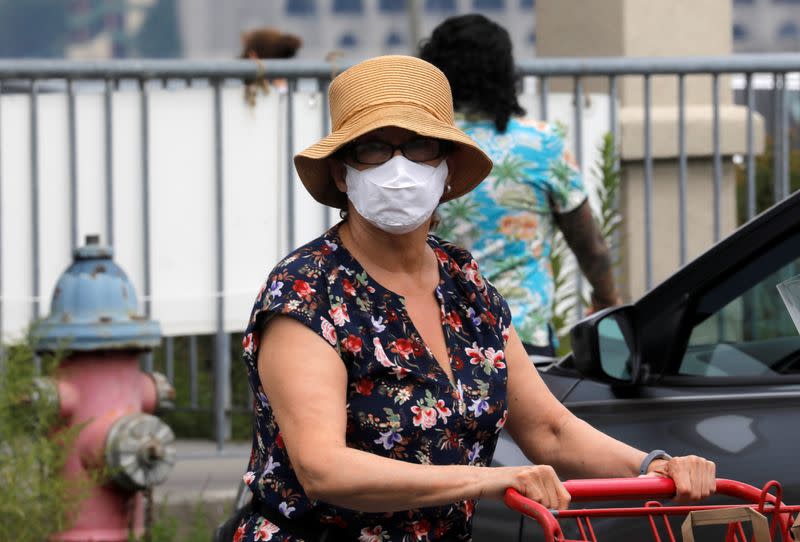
[294,104,493,209]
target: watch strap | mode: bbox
[639,449,672,475]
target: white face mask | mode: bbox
[344,155,448,235]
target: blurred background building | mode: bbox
[1,0,798,61]
[177,0,536,60]
[732,0,800,53]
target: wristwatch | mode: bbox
[639,450,672,475]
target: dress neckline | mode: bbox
[326,222,444,302]
[326,222,459,390]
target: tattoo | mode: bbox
[555,201,619,306]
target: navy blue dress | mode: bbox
[236,223,511,541]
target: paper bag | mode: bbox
[791,511,800,539]
[681,507,770,542]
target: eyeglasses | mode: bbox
[343,137,451,165]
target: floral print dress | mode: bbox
[236,223,511,541]
[437,118,588,349]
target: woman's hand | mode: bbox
[645,455,716,502]
[485,466,571,510]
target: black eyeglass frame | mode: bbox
[337,137,453,166]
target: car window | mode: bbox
[679,257,800,377]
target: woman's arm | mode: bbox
[258,315,570,512]
[554,201,622,310]
[503,326,715,500]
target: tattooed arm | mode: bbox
[554,200,622,310]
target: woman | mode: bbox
[420,15,622,357]
[235,55,714,542]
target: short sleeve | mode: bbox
[541,127,588,215]
[241,258,340,368]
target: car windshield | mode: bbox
[680,256,800,377]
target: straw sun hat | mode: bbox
[294,55,493,209]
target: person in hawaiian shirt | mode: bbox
[420,14,623,357]
[233,55,715,542]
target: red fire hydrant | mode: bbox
[34,235,176,542]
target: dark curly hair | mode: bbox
[419,14,525,133]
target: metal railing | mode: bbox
[1,55,799,449]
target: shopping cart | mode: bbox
[504,477,800,542]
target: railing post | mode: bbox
[643,75,653,292]
[678,74,688,266]
[746,73,756,221]
[320,78,332,230]
[573,76,585,316]
[30,79,41,374]
[213,79,231,449]
[772,73,783,206]
[712,73,722,243]
[0,79,4,366]
[67,79,79,251]
[286,79,296,251]
[104,78,115,247]
[139,78,154,374]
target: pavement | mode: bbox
[156,439,251,507]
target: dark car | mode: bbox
[472,190,800,541]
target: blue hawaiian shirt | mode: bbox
[237,223,511,541]
[437,117,588,348]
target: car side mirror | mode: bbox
[570,305,641,384]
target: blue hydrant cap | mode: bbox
[34,235,161,352]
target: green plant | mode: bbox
[130,493,220,542]
[735,134,800,225]
[593,133,624,268]
[0,337,86,542]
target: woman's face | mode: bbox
[329,126,453,193]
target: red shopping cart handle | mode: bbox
[505,477,780,507]
[563,477,770,503]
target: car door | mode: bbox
[473,191,800,542]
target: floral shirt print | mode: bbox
[437,118,588,348]
[237,223,512,542]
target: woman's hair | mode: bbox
[419,14,525,133]
[240,28,302,59]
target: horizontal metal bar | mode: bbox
[1,54,800,80]
[0,59,346,80]
[517,54,800,75]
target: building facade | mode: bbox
[732,0,800,52]
[176,0,537,60]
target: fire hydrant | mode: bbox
[34,235,176,542]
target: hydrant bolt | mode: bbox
[149,371,176,412]
[105,413,176,491]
